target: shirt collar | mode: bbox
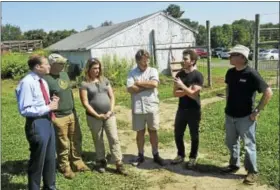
[136,66,149,73]
[30,71,41,81]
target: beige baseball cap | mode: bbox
[48,53,68,65]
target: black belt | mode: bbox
[26,114,50,121]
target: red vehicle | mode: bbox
[194,48,208,59]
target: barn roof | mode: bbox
[47,11,197,51]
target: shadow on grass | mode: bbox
[122,154,245,180]
[1,159,28,190]
[81,151,119,175]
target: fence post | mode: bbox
[206,20,212,87]
[277,43,280,88]
[254,14,260,71]
[151,30,157,66]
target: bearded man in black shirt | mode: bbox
[221,44,273,185]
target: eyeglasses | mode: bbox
[230,53,242,57]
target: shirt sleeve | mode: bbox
[225,70,230,84]
[196,72,204,87]
[126,71,135,88]
[149,68,160,83]
[79,81,88,90]
[15,81,50,117]
[252,70,269,93]
[104,77,111,86]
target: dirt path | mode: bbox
[114,96,274,190]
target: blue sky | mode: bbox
[2,2,279,32]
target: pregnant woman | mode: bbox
[79,58,127,175]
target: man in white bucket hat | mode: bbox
[221,44,273,185]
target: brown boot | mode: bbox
[60,167,75,179]
[73,162,91,172]
[116,162,128,176]
[243,173,258,185]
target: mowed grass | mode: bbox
[2,69,279,189]
[143,89,279,188]
[199,91,279,188]
[1,80,148,190]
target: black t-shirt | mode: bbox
[175,69,204,110]
[225,66,268,117]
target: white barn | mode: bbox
[47,11,197,74]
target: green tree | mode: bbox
[100,21,113,27]
[165,4,184,18]
[232,19,254,48]
[221,24,233,48]
[1,24,24,41]
[84,25,94,31]
[232,24,251,47]
[211,26,224,48]
[180,18,199,30]
[24,29,47,40]
[260,22,279,43]
[196,25,207,46]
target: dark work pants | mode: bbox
[25,117,56,190]
[174,108,201,159]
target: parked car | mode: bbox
[248,49,265,60]
[220,49,231,59]
[212,47,226,58]
[195,48,208,59]
[258,49,279,60]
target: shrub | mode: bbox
[101,54,134,87]
[1,53,29,79]
[1,50,51,79]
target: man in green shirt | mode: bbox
[44,54,89,179]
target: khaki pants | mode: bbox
[52,113,85,170]
[86,114,122,162]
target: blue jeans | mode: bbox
[225,114,257,173]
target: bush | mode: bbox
[101,54,134,87]
[1,50,51,79]
[72,54,167,87]
[1,53,29,79]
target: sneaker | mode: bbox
[186,158,196,169]
[221,165,240,174]
[243,173,258,185]
[153,153,167,166]
[96,159,107,173]
[116,163,128,176]
[131,154,145,167]
[60,167,75,179]
[171,155,184,165]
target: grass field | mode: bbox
[1,65,279,189]
[1,80,149,190]
[199,92,279,188]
